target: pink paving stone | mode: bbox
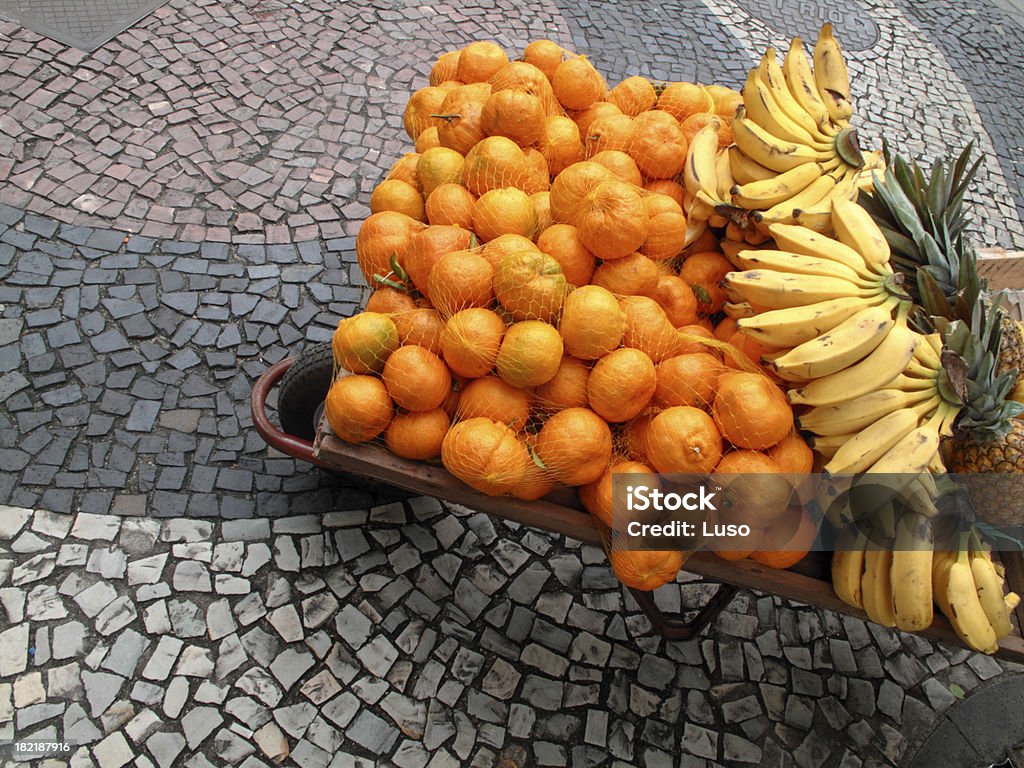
[206,226,231,242]
[306,204,337,222]
[205,210,232,226]
[179,224,207,242]
[141,221,178,238]
[0,157,12,180]
[266,224,291,244]
[294,224,320,241]
[10,168,42,191]
[104,164,134,181]
[234,212,262,231]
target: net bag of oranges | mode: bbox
[327,39,816,594]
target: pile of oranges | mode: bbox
[328,39,817,591]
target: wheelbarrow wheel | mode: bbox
[278,342,334,440]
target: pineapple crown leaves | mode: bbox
[861,140,984,320]
[938,300,1024,439]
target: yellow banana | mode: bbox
[970,540,1013,639]
[788,308,920,406]
[808,432,855,458]
[742,68,833,150]
[895,474,941,519]
[732,112,833,173]
[755,172,839,225]
[760,47,835,143]
[944,543,1000,654]
[714,147,735,203]
[733,248,879,287]
[728,145,776,185]
[683,119,723,199]
[914,333,943,369]
[813,23,853,123]
[888,373,940,392]
[767,222,878,279]
[767,303,896,380]
[737,294,883,348]
[731,162,834,210]
[796,387,936,436]
[890,513,934,632]
[823,407,922,476]
[832,527,867,608]
[783,37,835,133]
[832,197,891,271]
[791,166,859,233]
[862,546,897,627]
[723,302,757,319]
[724,270,881,311]
[863,410,945,476]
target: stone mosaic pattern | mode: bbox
[0,503,1020,768]
[0,0,1021,247]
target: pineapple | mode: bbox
[861,145,1024,525]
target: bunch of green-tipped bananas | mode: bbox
[684,25,883,239]
[933,534,1021,653]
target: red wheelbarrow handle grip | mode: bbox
[251,357,339,471]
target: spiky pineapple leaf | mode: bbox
[918,268,954,320]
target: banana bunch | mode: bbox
[933,532,1020,654]
[723,26,876,233]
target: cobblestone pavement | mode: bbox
[1,504,1021,768]
[3,0,1024,766]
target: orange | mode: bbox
[457,375,532,430]
[583,113,635,157]
[542,115,585,175]
[579,459,659,530]
[646,406,723,474]
[535,407,613,485]
[403,87,448,139]
[589,149,643,186]
[535,224,595,286]
[751,508,816,569]
[576,180,649,260]
[622,413,654,462]
[492,251,568,323]
[677,323,717,355]
[523,39,565,80]
[607,75,657,117]
[679,251,731,314]
[551,56,607,111]
[472,188,537,242]
[713,450,791,528]
[560,285,626,360]
[521,149,550,194]
[680,111,732,150]
[591,252,659,297]
[705,84,743,117]
[649,275,698,327]
[415,127,441,152]
[462,136,529,196]
[436,84,490,155]
[481,89,546,147]
[441,308,506,378]
[768,429,814,474]
[480,234,539,267]
[428,249,495,319]
[629,110,688,180]
[370,179,425,222]
[549,161,613,224]
[654,352,724,408]
[608,549,685,591]
[641,193,687,261]
[457,41,509,83]
[722,330,764,372]
[682,226,720,257]
[495,320,564,389]
[325,375,393,443]
[333,312,399,374]
[442,417,529,495]
[393,307,445,355]
[429,51,461,87]
[405,225,474,299]
[534,356,590,413]
[712,371,793,450]
[512,447,556,501]
[620,295,682,363]
[383,345,452,412]
[425,183,476,229]
[386,153,420,187]
[385,408,450,460]
[355,211,422,287]
[532,192,553,234]
[643,179,686,208]
[365,287,416,316]
[573,101,621,137]
[489,61,559,113]
[418,147,466,196]
[714,316,739,342]
[657,82,714,122]
[588,347,657,423]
